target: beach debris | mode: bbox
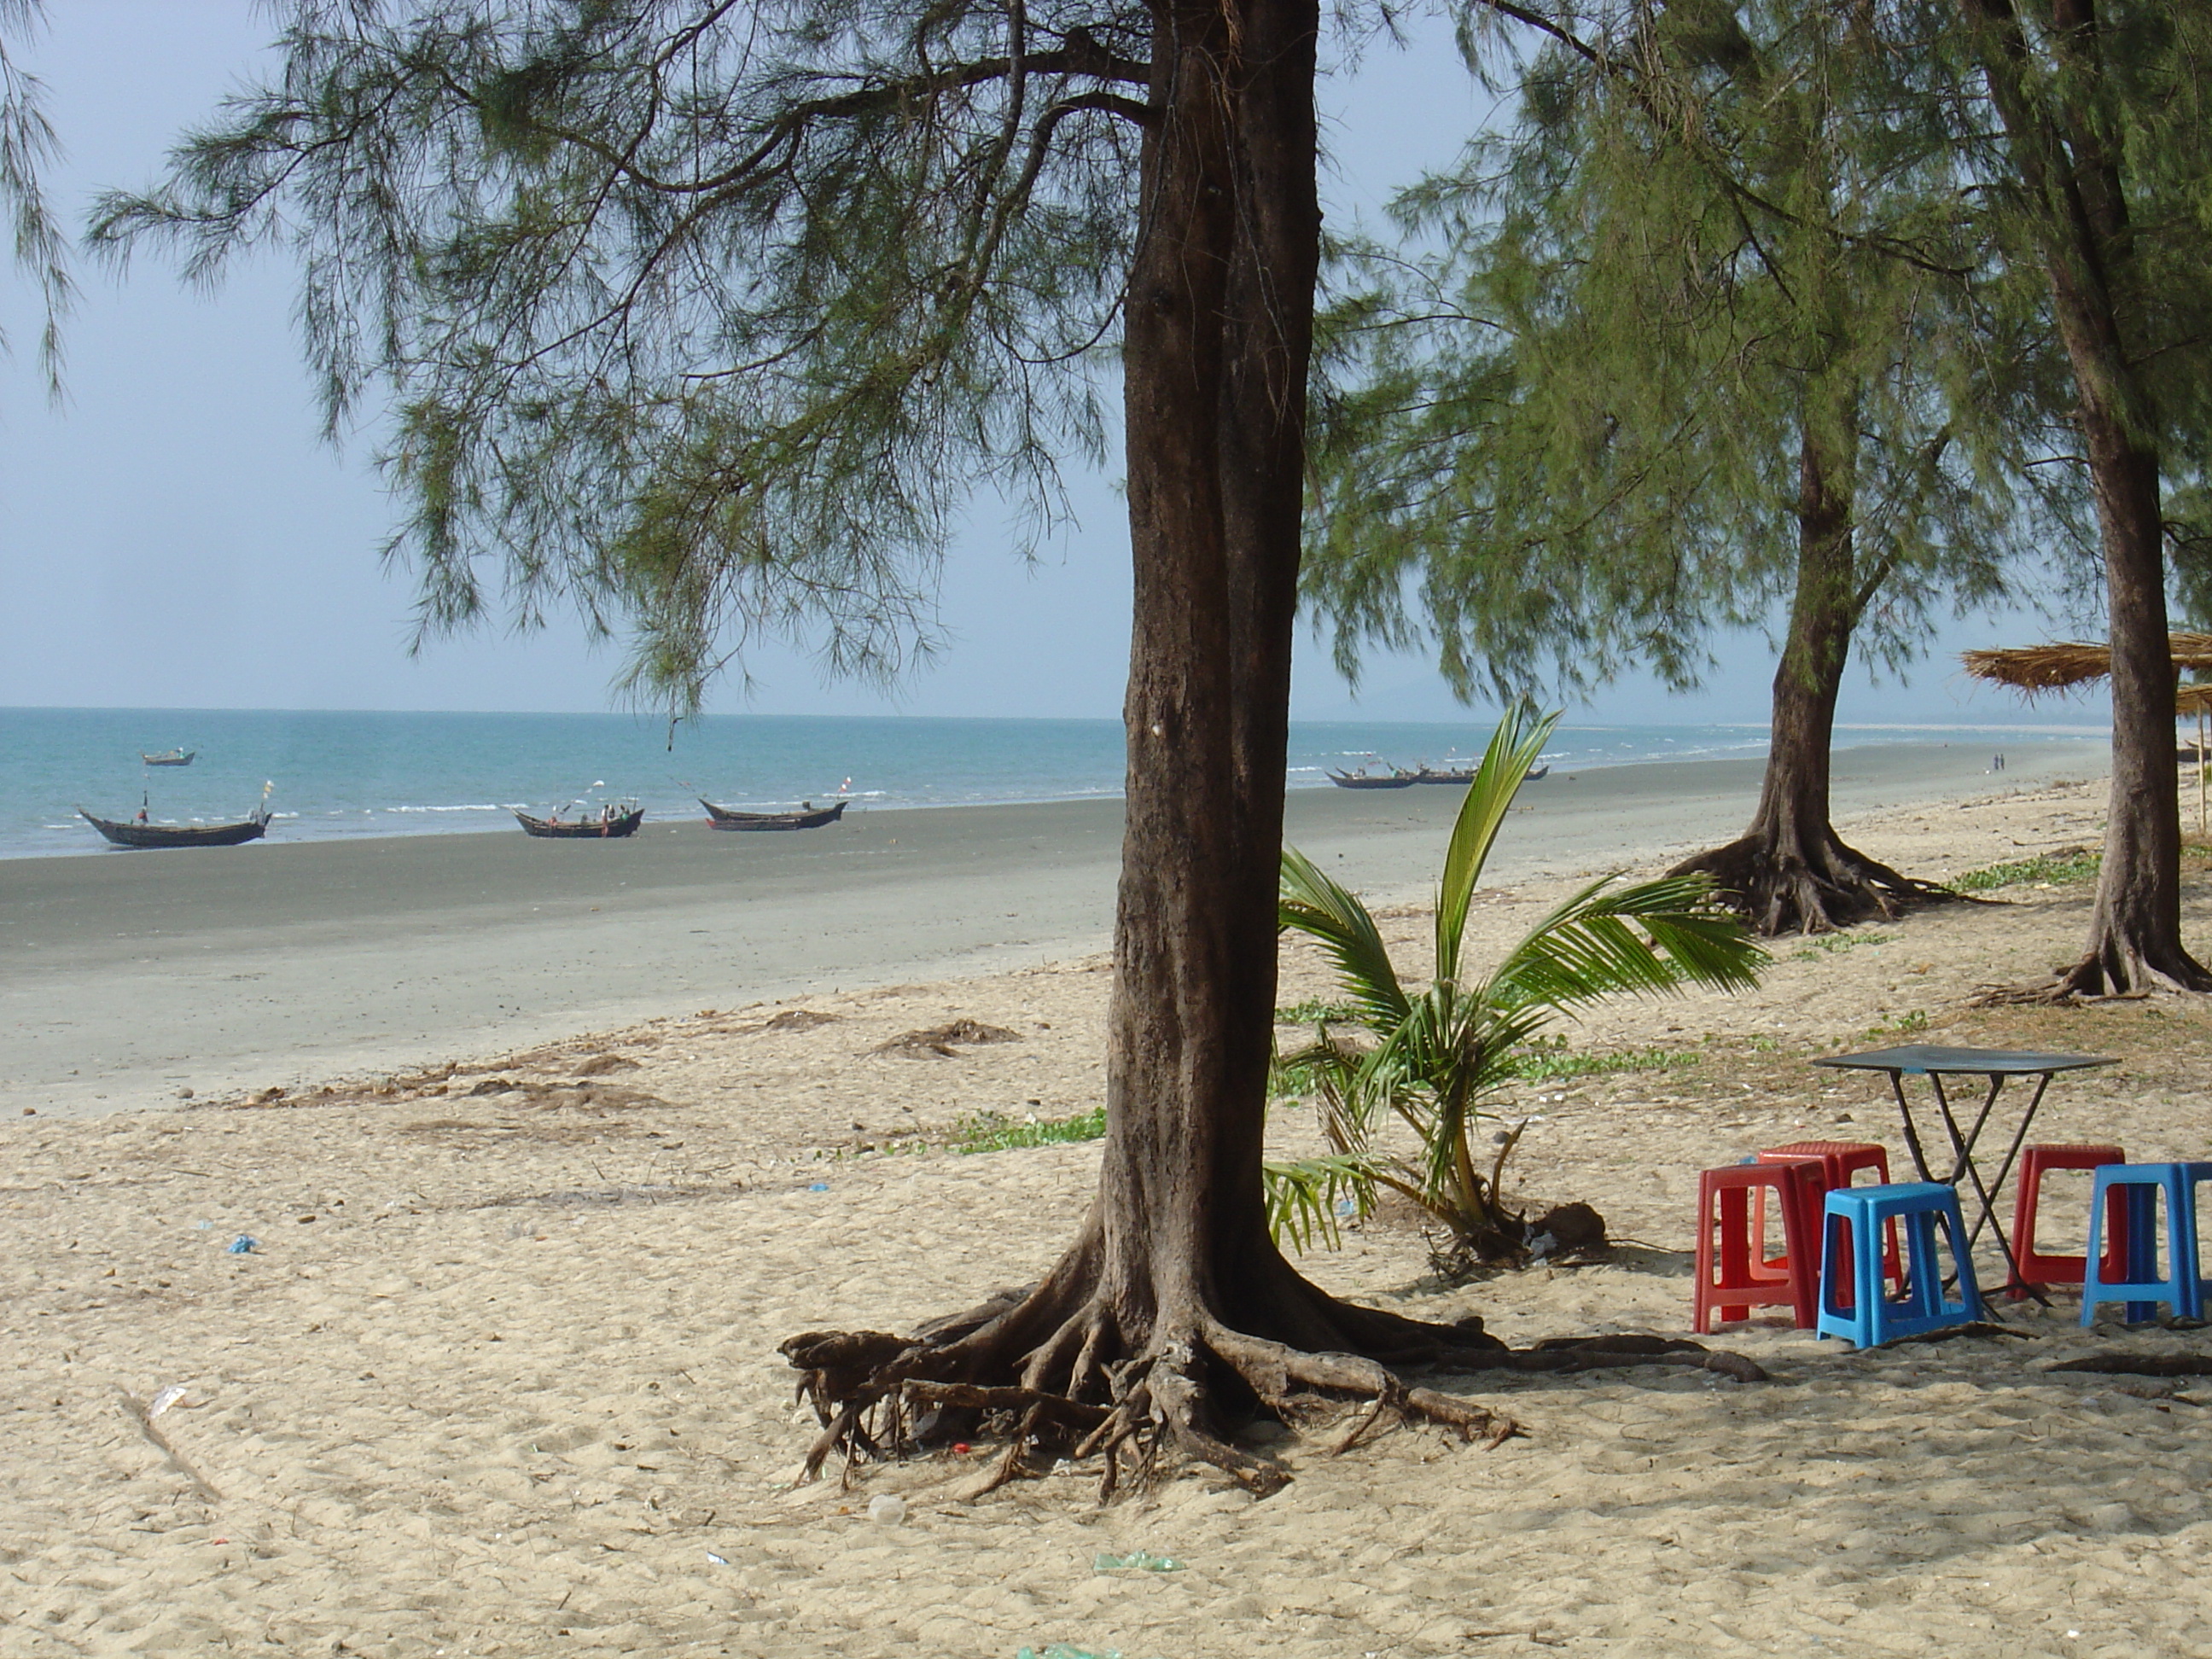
[866,1493,906,1525]
[705,1551,730,1565]
[116,1387,220,1500]
[226,1235,259,1254]
[1016,1646,1124,1659]
[1093,1549,1184,1572]
[874,1020,1023,1058]
[573,1051,643,1076]
[147,1384,192,1419]
[808,1182,830,1192]
[756,1008,841,1033]
[176,1086,194,1099]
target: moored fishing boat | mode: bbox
[699,797,848,831]
[1326,768,1417,789]
[79,802,270,848]
[140,748,195,766]
[515,803,644,838]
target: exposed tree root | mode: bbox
[2046,1353,2212,1377]
[1971,942,2212,1004]
[1669,829,1953,936]
[781,1272,1766,1502]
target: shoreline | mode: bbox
[3,738,2110,1118]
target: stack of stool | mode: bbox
[2008,1143,2128,1300]
[1692,1157,1825,1332]
[1759,1140,1901,1289]
[1815,1184,1982,1348]
[2081,1162,2212,1325]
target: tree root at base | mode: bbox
[780,1288,1767,1503]
[1971,943,2212,1004]
[1669,830,1952,937]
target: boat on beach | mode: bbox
[1326,768,1418,789]
[79,803,271,848]
[515,804,644,838]
[699,797,849,831]
[140,749,195,766]
[1410,758,1548,784]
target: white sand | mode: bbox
[9,754,2212,1656]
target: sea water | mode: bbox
[0,706,2102,859]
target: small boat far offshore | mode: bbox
[700,797,849,831]
[515,805,645,838]
[141,748,195,766]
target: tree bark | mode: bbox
[779,0,1529,1497]
[1959,0,2209,994]
[1670,420,1936,934]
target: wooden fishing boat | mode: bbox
[699,797,848,831]
[79,804,270,848]
[1412,765,1476,785]
[515,805,644,838]
[140,749,195,766]
[1326,769,1417,789]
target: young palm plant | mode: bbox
[1268,701,1765,1261]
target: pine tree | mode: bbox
[95,0,1741,1493]
[1305,0,2066,934]
[1950,0,2212,994]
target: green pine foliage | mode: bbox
[91,1,1153,710]
[1303,2,2075,707]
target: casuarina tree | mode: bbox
[1304,0,2065,934]
[96,0,1758,1496]
[1946,0,2212,994]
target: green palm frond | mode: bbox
[1486,872,1767,1016]
[1262,1153,1379,1253]
[1278,845,1411,1028]
[1276,713,1761,1259]
[1435,699,1559,982]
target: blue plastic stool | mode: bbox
[1815,1183,1981,1348]
[2081,1162,2212,1325]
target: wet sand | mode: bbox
[2,740,2105,1115]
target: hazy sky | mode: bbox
[0,2,2096,727]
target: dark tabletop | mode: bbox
[1813,1044,2116,1076]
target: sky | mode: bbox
[0,2,2100,728]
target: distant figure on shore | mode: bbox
[1992,752,2005,772]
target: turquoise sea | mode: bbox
[1,707,2104,859]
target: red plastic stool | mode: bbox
[2011,1143,2129,1298]
[1693,1158,1825,1332]
[1760,1140,1902,1287]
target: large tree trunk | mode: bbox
[778,0,1516,1499]
[1670,421,1936,934]
[1961,0,2210,995]
[780,0,1759,1497]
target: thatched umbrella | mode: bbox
[1959,632,2212,692]
[1962,633,2212,830]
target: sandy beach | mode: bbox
[12,738,2212,1656]
[4,739,2103,1119]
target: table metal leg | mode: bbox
[1889,1070,1935,1181]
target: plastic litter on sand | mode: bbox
[867,1493,906,1525]
[1017,1648,1124,1659]
[1093,1549,1184,1572]
[226,1235,259,1254]
[146,1385,190,1419]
